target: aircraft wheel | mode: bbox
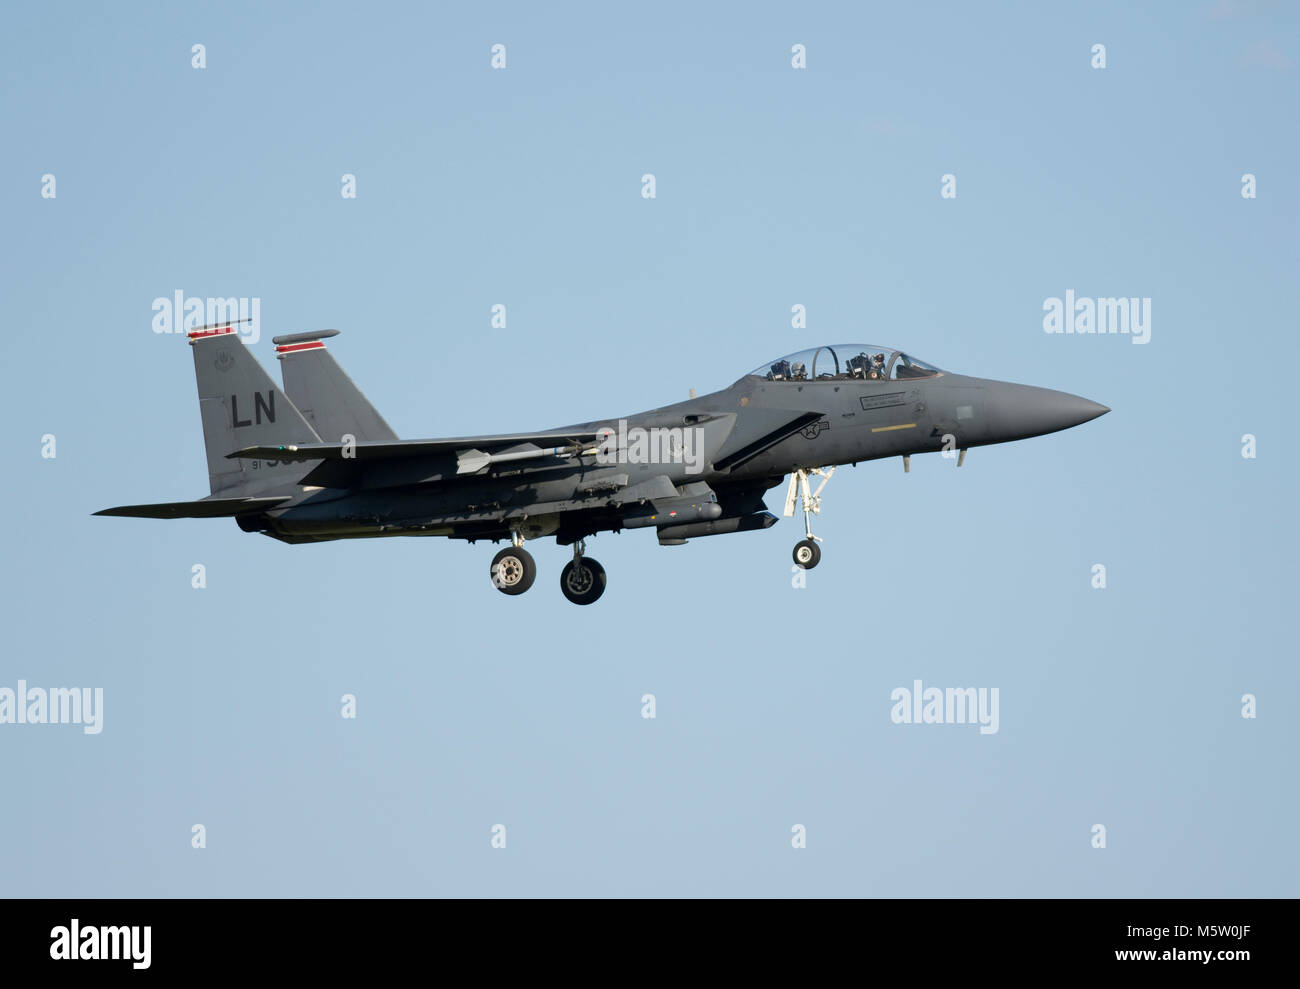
[560,557,607,605]
[491,546,536,595]
[793,539,821,570]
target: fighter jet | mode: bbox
[96,325,1108,604]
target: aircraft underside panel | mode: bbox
[256,476,782,546]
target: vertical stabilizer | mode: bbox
[275,330,399,443]
[189,324,321,495]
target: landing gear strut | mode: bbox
[490,531,536,595]
[785,466,834,570]
[559,539,606,605]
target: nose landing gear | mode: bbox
[785,467,834,570]
[793,539,821,569]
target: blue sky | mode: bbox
[1,1,1296,896]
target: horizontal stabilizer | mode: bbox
[94,496,291,519]
[228,432,603,463]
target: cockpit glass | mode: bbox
[890,353,942,379]
[748,345,942,382]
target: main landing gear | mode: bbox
[559,539,607,605]
[489,532,606,604]
[785,466,834,570]
[490,533,536,595]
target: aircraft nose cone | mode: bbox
[985,384,1109,441]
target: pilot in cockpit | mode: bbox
[848,352,886,379]
[789,361,807,381]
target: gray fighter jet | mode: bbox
[97,325,1108,604]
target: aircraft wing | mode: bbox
[94,496,292,519]
[227,432,603,464]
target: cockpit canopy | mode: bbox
[748,344,942,382]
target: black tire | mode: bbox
[559,557,607,605]
[793,539,821,570]
[490,546,536,595]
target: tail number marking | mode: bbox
[231,392,276,428]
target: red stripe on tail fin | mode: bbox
[275,341,326,357]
